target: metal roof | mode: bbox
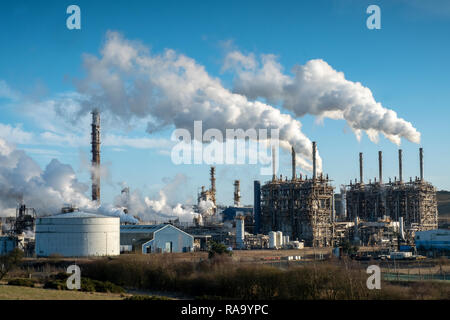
[42,212,115,219]
[120,224,194,239]
[120,224,168,233]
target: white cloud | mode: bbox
[103,134,173,150]
[71,31,321,172]
[0,80,20,101]
[224,52,421,146]
[0,123,34,144]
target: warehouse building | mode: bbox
[120,224,194,253]
[35,211,120,257]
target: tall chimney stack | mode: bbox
[210,166,216,206]
[312,141,317,181]
[233,180,241,207]
[398,149,403,183]
[419,147,424,181]
[359,152,363,184]
[91,109,100,203]
[291,146,296,181]
[378,151,383,184]
[272,146,276,181]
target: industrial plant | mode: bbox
[0,108,447,260]
[344,149,438,238]
[259,143,334,247]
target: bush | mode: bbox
[90,279,125,293]
[80,278,96,292]
[80,255,449,300]
[208,241,232,259]
[44,280,67,290]
[53,272,69,281]
[8,278,36,288]
[0,248,24,281]
[79,278,125,293]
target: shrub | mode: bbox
[53,272,69,281]
[79,278,125,293]
[0,248,24,281]
[80,255,449,300]
[208,241,232,259]
[81,278,96,292]
[43,280,67,290]
[90,279,125,293]
[43,277,125,293]
[8,278,36,288]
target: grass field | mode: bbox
[0,285,125,300]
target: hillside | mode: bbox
[437,191,450,217]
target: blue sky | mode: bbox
[0,0,449,208]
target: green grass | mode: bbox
[0,285,125,300]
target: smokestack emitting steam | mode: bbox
[312,142,317,180]
[359,152,363,184]
[91,109,100,203]
[398,149,403,183]
[420,147,424,181]
[378,151,383,184]
[210,166,216,206]
[233,180,241,207]
[291,146,296,181]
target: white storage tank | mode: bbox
[35,211,120,257]
[276,231,283,247]
[235,216,245,249]
[269,231,277,249]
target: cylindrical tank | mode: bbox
[269,231,276,249]
[283,235,289,245]
[35,212,120,257]
[276,231,283,248]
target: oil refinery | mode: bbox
[0,110,446,259]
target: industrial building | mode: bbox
[415,229,450,252]
[0,236,20,255]
[0,204,36,256]
[120,224,194,253]
[35,210,120,257]
[260,142,335,247]
[222,206,254,233]
[254,180,262,234]
[198,166,217,208]
[12,204,36,235]
[345,148,438,240]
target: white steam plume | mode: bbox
[224,52,421,145]
[73,31,321,172]
[0,137,138,223]
[115,174,199,223]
